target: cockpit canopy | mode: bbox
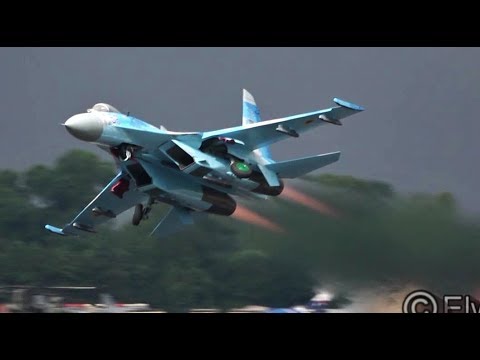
[88,103,122,114]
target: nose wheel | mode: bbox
[123,149,132,162]
[121,145,135,162]
[114,144,137,162]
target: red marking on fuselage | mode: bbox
[111,178,130,199]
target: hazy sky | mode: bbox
[1,48,479,213]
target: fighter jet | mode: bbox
[45,90,364,237]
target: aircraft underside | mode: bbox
[111,138,283,221]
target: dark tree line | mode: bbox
[0,150,478,311]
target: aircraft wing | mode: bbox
[113,122,202,151]
[45,172,148,236]
[202,98,364,150]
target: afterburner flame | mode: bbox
[281,184,339,218]
[232,204,285,233]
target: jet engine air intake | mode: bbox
[166,144,195,170]
[202,186,237,216]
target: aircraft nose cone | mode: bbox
[64,114,104,142]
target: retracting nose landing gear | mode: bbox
[132,198,154,226]
[120,145,135,162]
[111,144,137,162]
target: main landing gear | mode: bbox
[230,160,252,178]
[132,198,153,226]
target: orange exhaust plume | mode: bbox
[232,204,285,233]
[281,184,339,218]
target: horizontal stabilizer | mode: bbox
[150,206,194,238]
[266,152,341,179]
